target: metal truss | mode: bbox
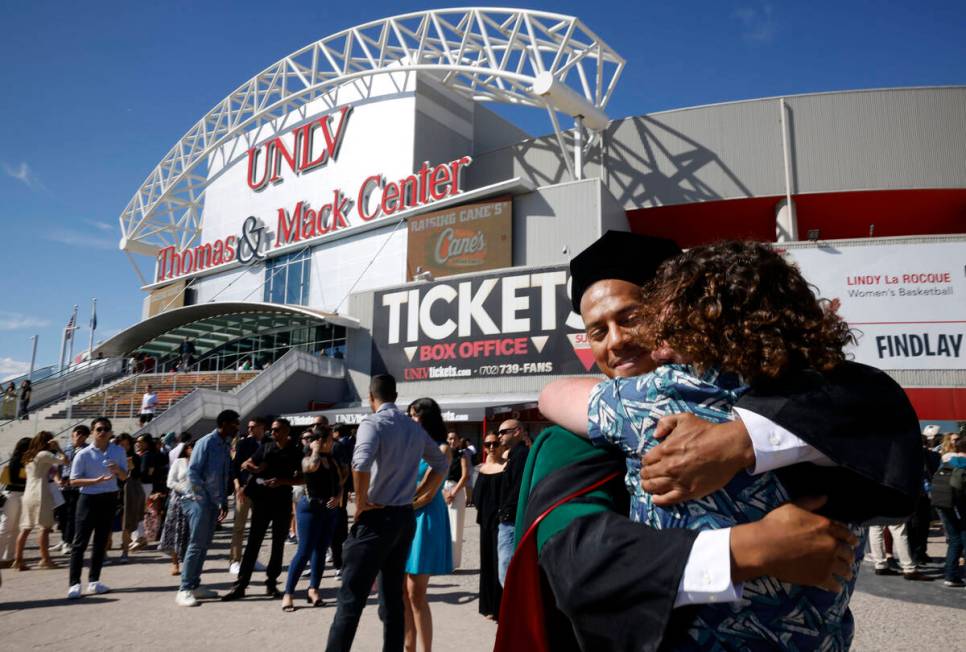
[118,7,625,258]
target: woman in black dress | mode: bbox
[472,432,506,620]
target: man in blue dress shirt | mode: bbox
[67,416,128,600]
[326,374,448,652]
[175,409,240,607]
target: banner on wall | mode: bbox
[372,264,599,381]
[787,241,966,370]
[406,195,512,281]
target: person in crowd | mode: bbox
[56,425,90,554]
[137,433,168,544]
[168,431,192,467]
[281,425,344,611]
[0,438,31,567]
[461,437,478,507]
[160,440,194,576]
[139,384,158,426]
[179,338,196,371]
[222,417,303,601]
[17,379,31,420]
[1,382,16,419]
[443,431,470,569]
[909,436,942,565]
[175,409,239,607]
[329,422,355,577]
[325,375,448,652]
[495,419,528,586]
[499,233,920,651]
[14,431,68,570]
[114,433,144,563]
[229,416,268,575]
[403,398,454,652]
[473,432,506,621]
[68,416,128,599]
[933,437,966,587]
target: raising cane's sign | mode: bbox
[154,103,473,284]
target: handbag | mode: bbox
[48,480,65,509]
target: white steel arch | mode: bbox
[118,7,625,257]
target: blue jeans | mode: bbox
[180,500,219,591]
[497,522,515,587]
[284,497,338,595]
[938,507,966,582]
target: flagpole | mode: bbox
[66,304,78,371]
[87,297,97,364]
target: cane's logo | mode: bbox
[433,227,487,267]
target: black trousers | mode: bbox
[325,506,416,652]
[69,492,117,586]
[57,488,81,543]
[907,495,933,561]
[236,492,292,588]
[330,505,349,569]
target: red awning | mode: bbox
[904,388,966,421]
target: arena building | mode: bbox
[88,8,963,438]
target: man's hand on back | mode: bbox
[641,414,756,505]
[730,497,858,591]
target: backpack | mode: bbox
[931,464,966,509]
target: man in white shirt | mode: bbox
[139,385,158,426]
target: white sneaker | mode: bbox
[229,561,241,575]
[175,589,199,607]
[193,586,218,599]
[67,584,83,599]
[87,581,110,595]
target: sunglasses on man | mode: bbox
[497,427,519,436]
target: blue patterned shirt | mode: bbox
[588,364,863,652]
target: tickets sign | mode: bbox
[371,264,598,380]
[787,241,966,370]
[406,196,512,280]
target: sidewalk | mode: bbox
[1,511,963,651]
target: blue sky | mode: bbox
[1,0,964,379]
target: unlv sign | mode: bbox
[154,102,473,283]
[371,265,601,381]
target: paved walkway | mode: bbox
[1,510,963,650]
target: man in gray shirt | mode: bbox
[326,374,448,652]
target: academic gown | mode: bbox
[736,361,924,523]
[495,427,697,652]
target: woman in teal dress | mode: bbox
[404,398,453,652]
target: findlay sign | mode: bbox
[371,265,602,381]
[154,103,473,284]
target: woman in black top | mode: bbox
[281,425,344,611]
[473,433,507,620]
[0,438,31,565]
[136,434,168,543]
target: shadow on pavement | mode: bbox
[0,596,117,611]
[855,560,966,610]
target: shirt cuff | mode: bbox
[673,528,743,608]
[733,407,836,475]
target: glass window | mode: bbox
[264,251,311,305]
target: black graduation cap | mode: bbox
[569,231,681,314]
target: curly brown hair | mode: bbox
[638,240,854,382]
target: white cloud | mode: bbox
[45,228,117,251]
[2,161,44,190]
[0,312,50,331]
[735,3,777,43]
[85,220,116,232]
[0,357,31,381]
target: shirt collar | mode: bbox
[377,402,397,414]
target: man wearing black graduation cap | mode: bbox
[496,231,923,651]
